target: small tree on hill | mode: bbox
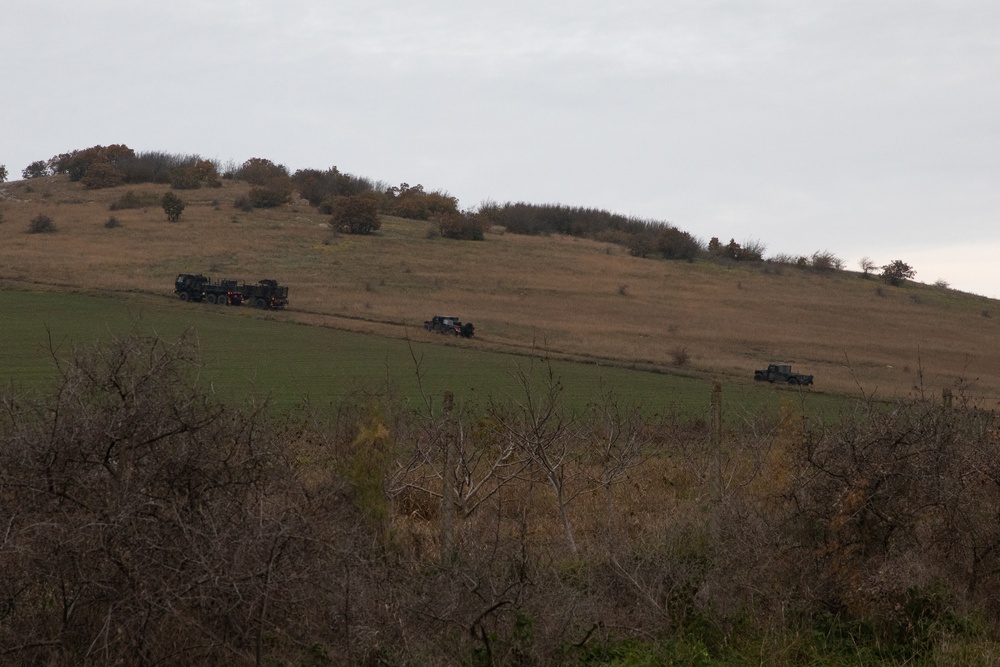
[383,182,459,220]
[171,159,222,189]
[162,192,185,222]
[0,165,7,183]
[859,257,878,279]
[438,211,488,240]
[881,260,915,286]
[169,165,202,190]
[51,144,134,182]
[656,226,702,260]
[331,193,380,234]
[80,162,125,189]
[707,236,723,256]
[238,157,288,185]
[247,177,293,208]
[22,160,50,179]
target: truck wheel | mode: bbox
[179,292,190,302]
[255,298,266,309]
[787,377,800,385]
[753,372,764,382]
[205,294,217,304]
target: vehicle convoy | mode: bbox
[424,315,475,338]
[174,274,288,309]
[753,363,814,386]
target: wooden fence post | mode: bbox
[441,390,456,566]
[710,381,723,501]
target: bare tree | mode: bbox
[583,389,652,526]
[487,362,586,554]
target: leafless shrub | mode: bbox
[769,253,798,265]
[485,362,587,553]
[860,256,878,278]
[740,237,767,261]
[809,250,844,271]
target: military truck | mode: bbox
[174,274,244,305]
[424,315,474,338]
[753,363,814,386]
[240,279,289,309]
[174,274,288,308]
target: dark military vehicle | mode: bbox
[241,279,288,309]
[753,363,814,386]
[174,274,288,309]
[174,273,244,305]
[424,315,474,338]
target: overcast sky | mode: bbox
[3,1,999,295]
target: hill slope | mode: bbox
[2,175,999,401]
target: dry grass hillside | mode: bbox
[2,174,999,401]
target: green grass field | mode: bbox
[1,289,851,422]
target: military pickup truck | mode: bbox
[753,364,814,386]
[424,315,475,338]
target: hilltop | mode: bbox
[1,173,999,401]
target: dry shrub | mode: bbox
[233,194,254,212]
[247,184,290,208]
[27,213,56,233]
[109,189,161,210]
[437,211,488,240]
[669,346,690,366]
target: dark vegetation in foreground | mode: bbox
[2,334,1000,665]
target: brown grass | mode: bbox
[2,175,1000,400]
